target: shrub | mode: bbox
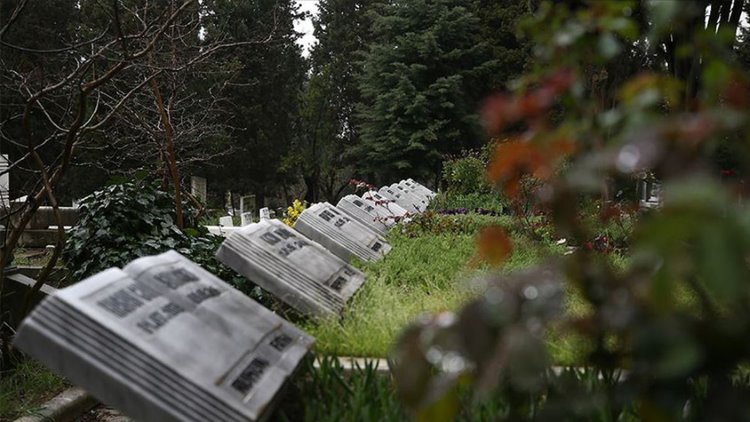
[401,211,511,238]
[430,192,508,214]
[442,150,491,195]
[63,182,259,297]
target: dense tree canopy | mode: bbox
[207,0,307,209]
[355,0,531,184]
[298,0,376,203]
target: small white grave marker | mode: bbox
[259,207,271,220]
[219,216,234,227]
[240,212,253,226]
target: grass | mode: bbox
[276,355,535,422]
[303,213,565,358]
[429,191,508,212]
[0,359,68,421]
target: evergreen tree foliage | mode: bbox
[207,0,307,209]
[356,0,501,183]
[299,0,376,202]
[0,0,81,199]
[475,0,533,91]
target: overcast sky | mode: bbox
[295,0,319,56]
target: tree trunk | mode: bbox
[303,174,319,203]
[149,76,184,229]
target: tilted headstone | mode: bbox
[361,190,410,223]
[14,250,313,422]
[294,202,391,263]
[390,183,428,211]
[240,212,253,226]
[398,180,431,202]
[216,219,366,317]
[190,176,207,204]
[336,195,390,235]
[404,178,436,199]
[219,216,234,227]
[378,186,424,214]
[259,207,271,220]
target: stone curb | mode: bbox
[14,387,97,422]
[315,356,391,375]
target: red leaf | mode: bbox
[477,226,513,266]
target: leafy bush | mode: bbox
[430,191,508,213]
[401,211,512,238]
[443,152,490,195]
[63,182,258,297]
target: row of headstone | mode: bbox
[216,179,435,318]
[14,179,436,422]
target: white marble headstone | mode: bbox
[294,202,391,263]
[259,207,271,220]
[240,212,253,226]
[361,190,410,223]
[14,250,313,422]
[405,178,436,199]
[391,183,428,211]
[216,219,366,317]
[398,180,430,202]
[378,186,424,213]
[336,195,391,235]
[219,216,234,227]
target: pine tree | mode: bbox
[356,0,495,183]
[208,0,307,209]
[300,0,376,202]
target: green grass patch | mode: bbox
[0,359,68,421]
[429,192,508,213]
[304,214,563,358]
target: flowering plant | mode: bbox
[282,199,306,227]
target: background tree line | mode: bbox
[0,0,537,215]
[5,0,750,212]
